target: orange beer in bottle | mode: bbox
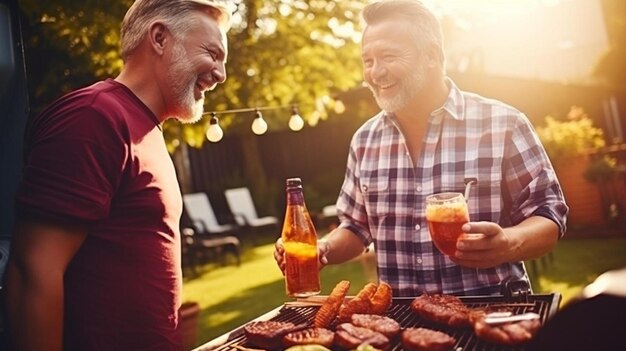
[281,177,321,297]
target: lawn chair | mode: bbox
[181,227,240,275]
[182,192,241,271]
[224,187,280,242]
[183,192,239,237]
[316,204,340,233]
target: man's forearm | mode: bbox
[5,262,64,351]
[323,227,368,264]
[507,215,559,262]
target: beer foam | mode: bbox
[425,202,469,222]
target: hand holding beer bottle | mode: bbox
[281,177,321,297]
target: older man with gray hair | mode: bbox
[4,1,231,350]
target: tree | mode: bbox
[18,0,368,199]
[594,0,626,89]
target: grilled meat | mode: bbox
[410,293,471,327]
[401,327,456,351]
[337,282,378,322]
[472,314,542,345]
[350,313,401,338]
[283,327,335,348]
[243,321,307,349]
[335,323,389,350]
[314,280,350,328]
[369,282,393,315]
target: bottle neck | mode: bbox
[286,188,305,206]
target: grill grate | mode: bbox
[200,294,560,351]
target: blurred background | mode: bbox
[1,0,625,349]
[5,0,625,224]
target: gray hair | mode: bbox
[120,0,230,60]
[362,0,444,64]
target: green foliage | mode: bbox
[583,156,617,183]
[19,0,131,110]
[18,0,368,150]
[536,106,606,164]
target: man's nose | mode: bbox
[370,61,388,79]
[213,63,227,84]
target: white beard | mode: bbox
[369,64,427,113]
[166,40,205,124]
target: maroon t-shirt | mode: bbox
[15,79,183,350]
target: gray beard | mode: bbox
[370,66,426,113]
[166,41,205,124]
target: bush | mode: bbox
[583,156,617,183]
[537,106,606,164]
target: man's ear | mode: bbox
[426,43,443,68]
[148,22,168,56]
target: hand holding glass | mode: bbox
[425,192,470,256]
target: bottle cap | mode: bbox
[286,177,302,189]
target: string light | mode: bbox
[206,113,224,142]
[288,105,304,132]
[251,109,268,135]
[203,104,307,142]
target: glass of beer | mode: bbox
[425,192,470,256]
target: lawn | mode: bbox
[182,236,626,349]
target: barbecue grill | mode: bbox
[194,292,561,351]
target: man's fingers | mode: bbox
[463,221,499,236]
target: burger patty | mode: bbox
[402,327,456,351]
[243,321,307,349]
[335,322,389,350]
[282,327,335,348]
[473,316,542,345]
[410,293,472,327]
[350,313,402,338]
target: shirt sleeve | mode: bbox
[502,114,569,236]
[336,132,374,247]
[15,104,129,225]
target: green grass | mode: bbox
[182,236,626,349]
[527,237,626,305]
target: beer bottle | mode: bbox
[281,177,321,297]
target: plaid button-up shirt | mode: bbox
[336,78,568,297]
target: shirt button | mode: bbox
[362,185,368,192]
[416,257,423,264]
[416,186,422,192]
[415,224,421,230]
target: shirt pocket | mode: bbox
[359,167,392,227]
[439,176,502,222]
[469,179,503,223]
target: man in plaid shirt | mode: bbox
[275,0,568,297]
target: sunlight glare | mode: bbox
[422,0,608,83]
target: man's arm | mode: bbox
[321,227,369,265]
[4,220,87,351]
[452,215,559,269]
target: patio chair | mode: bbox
[182,192,239,237]
[316,204,340,232]
[224,187,280,241]
[181,193,241,272]
[181,227,240,274]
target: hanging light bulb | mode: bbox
[251,109,268,135]
[288,105,304,131]
[206,113,223,142]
